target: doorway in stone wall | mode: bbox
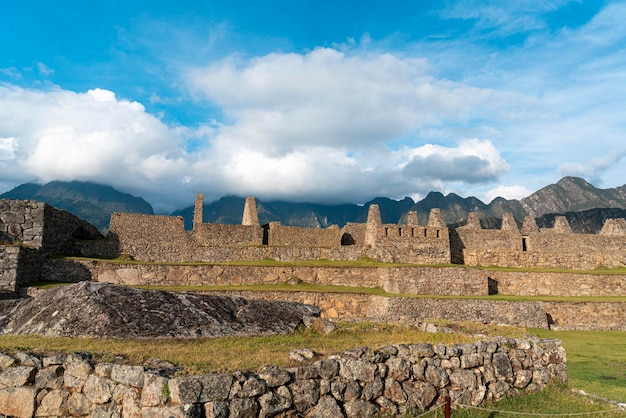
[341,233,355,245]
[262,224,270,245]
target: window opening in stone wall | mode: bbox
[424,229,427,237]
[522,237,527,251]
[411,228,415,237]
[436,230,440,238]
[384,227,388,236]
[398,227,402,236]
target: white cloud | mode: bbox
[483,185,533,203]
[186,48,511,154]
[0,137,18,160]
[0,85,189,208]
[439,0,573,35]
[559,150,626,185]
[400,139,509,183]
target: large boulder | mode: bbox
[0,282,319,338]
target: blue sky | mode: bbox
[1,0,625,212]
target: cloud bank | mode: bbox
[0,49,515,210]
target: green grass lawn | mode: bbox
[532,329,626,403]
[428,384,625,417]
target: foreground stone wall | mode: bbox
[0,336,566,418]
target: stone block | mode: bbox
[339,358,376,383]
[35,365,64,389]
[83,375,115,404]
[0,366,36,389]
[35,389,69,417]
[168,377,202,404]
[111,364,145,388]
[229,398,259,418]
[258,385,292,417]
[492,353,513,380]
[0,387,37,418]
[141,374,169,407]
[258,365,292,387]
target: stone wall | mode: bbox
[266,223,341,247]
[47,259,626,297]
[204,291,549,328]
[0,246,20,292]
[195,290,626,331]
[0,199,102,256]
[108,213,191,261]
[0,336,567,417]
[102,205,450,264]
[57,261,488,296]
[542,302,626,331]
[194,224,263,247]
[487,271,626,297]
[454,218,626,270]
[41,205,103,256]
[0,199,44,249]
[14,247,42,289]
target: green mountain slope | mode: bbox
[0,181,154,231]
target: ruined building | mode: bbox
[2,194,626,294]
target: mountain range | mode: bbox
[0,181,154,231]
[2,177,626,233]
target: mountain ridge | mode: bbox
[0,181,154,231]
[3,177,626,233]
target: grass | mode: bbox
[427,384,624,417]
[0,322,515,375]
[532,329,626,403]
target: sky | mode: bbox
[1,0,625,213]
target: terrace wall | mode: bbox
[52,261,488,296]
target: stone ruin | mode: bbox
[2,194,626,294]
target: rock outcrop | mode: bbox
[0,282,319,338]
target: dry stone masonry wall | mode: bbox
[0,335,566,418]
